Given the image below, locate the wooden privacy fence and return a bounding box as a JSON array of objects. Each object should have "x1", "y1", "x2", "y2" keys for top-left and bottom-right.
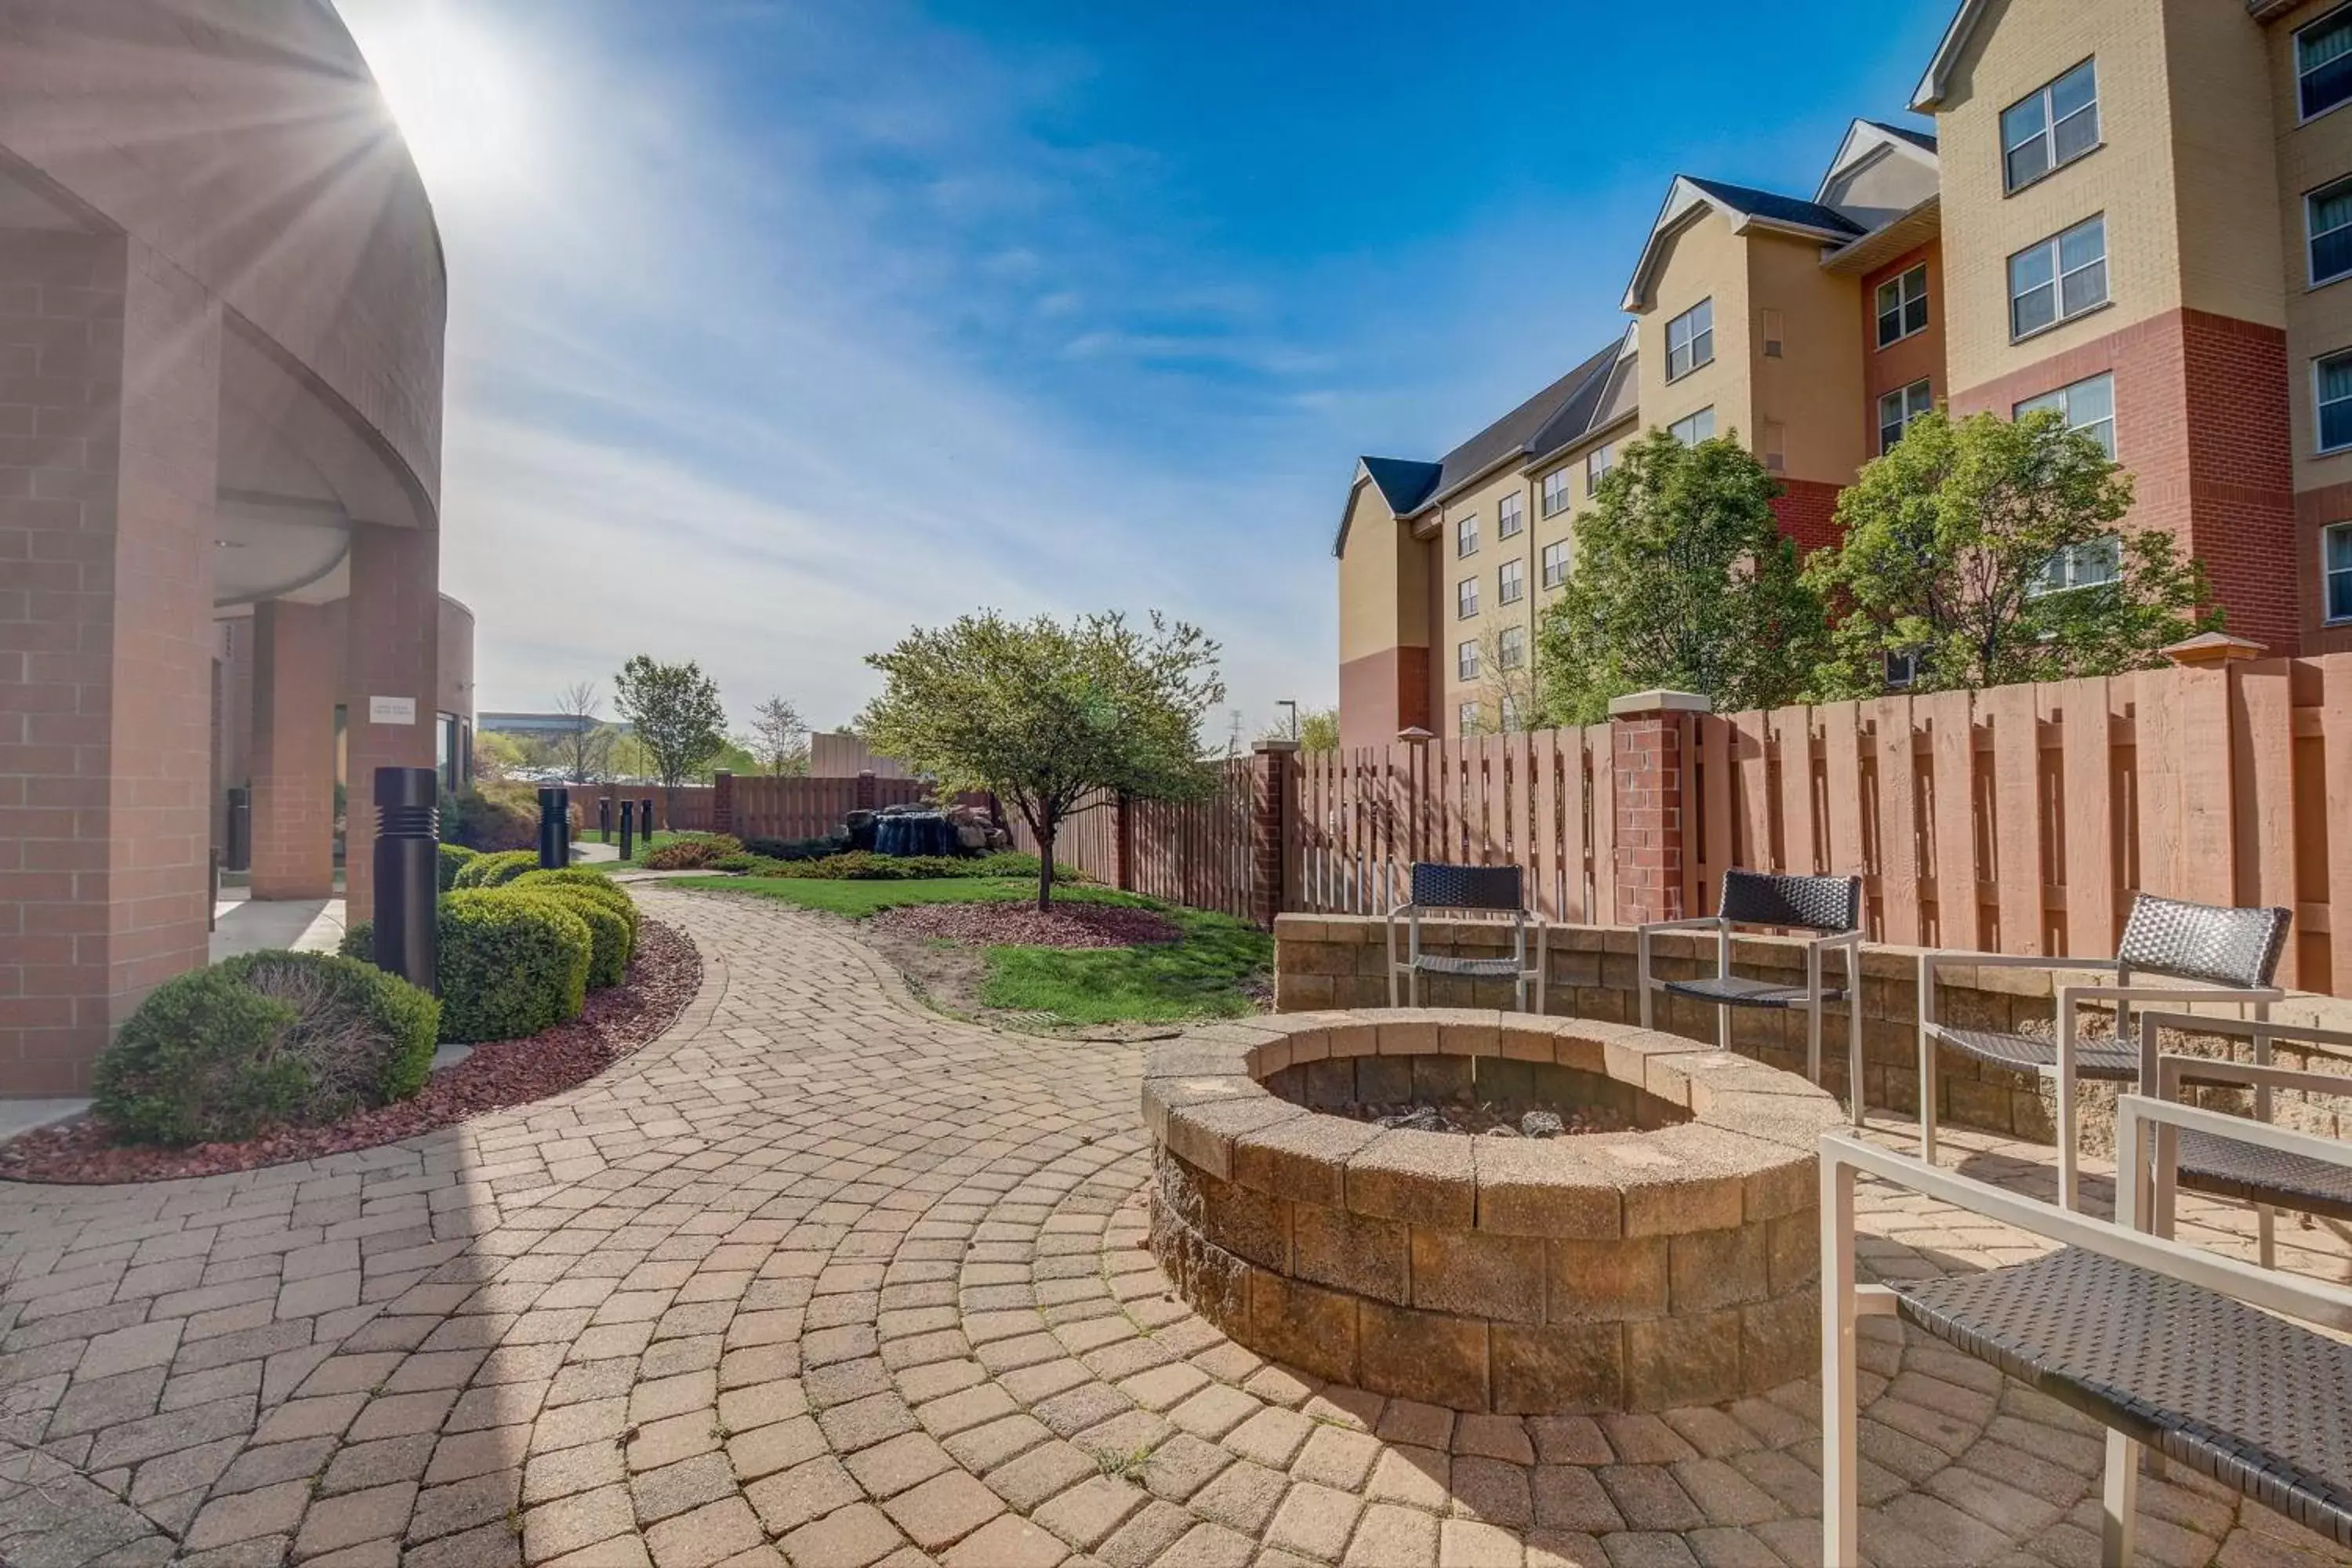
[
  {"x1": 724, "y1": 773, "x2": 928, "y2": 840},
  {"x1": 568, "y1": 782, "x2": 713, "y2": 833},
  {"x1": 1002, "y1": 757, "x2": 1262, "y2": 924}
]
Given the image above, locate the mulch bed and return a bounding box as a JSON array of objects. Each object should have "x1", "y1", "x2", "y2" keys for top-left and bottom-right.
[
  {"x1": 870, "y1": 901, "x2": 1181, "y2": 949},
  {"x1": 0, "y1": 919, "x2": 702, "y2": 1185}
]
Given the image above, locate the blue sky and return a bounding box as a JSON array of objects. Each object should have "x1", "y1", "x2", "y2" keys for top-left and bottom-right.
[{"x1": 336, "y1": 0, "x2": 1958, "y2": 739}]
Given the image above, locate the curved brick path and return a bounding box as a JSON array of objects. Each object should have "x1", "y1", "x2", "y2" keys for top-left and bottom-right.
[{"x1": 0, "y1": 888, "x2": 2346, "y2": 1568}]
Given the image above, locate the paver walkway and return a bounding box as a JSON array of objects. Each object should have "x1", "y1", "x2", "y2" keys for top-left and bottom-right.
[{"x1": 1, "y1": 888, "x2": 2347, "y2": 1568}]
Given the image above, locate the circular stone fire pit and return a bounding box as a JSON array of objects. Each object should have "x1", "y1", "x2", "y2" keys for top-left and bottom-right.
[{"x1": 1142, "y1": 1008, "x2": 1843, "y2": 1413}]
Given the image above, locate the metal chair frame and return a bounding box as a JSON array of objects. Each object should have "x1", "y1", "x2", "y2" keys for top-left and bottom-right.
[{"x1": 1384, "y1": 862, "x2": 1547, "y2": 1014}]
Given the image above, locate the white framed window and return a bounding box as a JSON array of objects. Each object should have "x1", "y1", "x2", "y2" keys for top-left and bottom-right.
[
  {"x1": 2016, "y1": 372, "x2": 2115, "y2": 459},
  {"x1": 1878, "y1": 379, "x2": 1933, "y2": 455},
  {"x1": 1457, "y1": 576, "x2": 1479, "y2": 619},
  {"x1": 1497, "y1": 625, "x2": 1526, "y2": 671},
  {"x1": 1586, "y1": 442, "x2": 1613, "y2": 489},
  {"x1": 2301, "y1": 6, "x2": 2352, "y2": 122},
  {"x1": 1497, "y1": 492, "x2": 1523, "y2": 538},
  {"x1": 1886, "y1": 650, "x2": 1920, "y2": 689},
  {"x1": 2325, "y1": 521, "x2": 2352, "y2": 622},
  {"x1": 1665, "y1": 299, "x2": 1714, "y2": 381},
  {"x1": 2001, "y1": 59, "x2": 2099, "y2": 192},
  {"x1": 1541, "y1": 468, "x2": 1571, "y2": 517},
  {"x1": 1497, "y1": 558, "x2": 1523, "y2": 604},
  {"x1": 1668, "y1": 408, "x2": 1715, "y2": 445},
  {"x1": 1498, "y1": 695, "x2": 1522, "y2": 733},
  {"x1": 2313, "y1": 176, "x2": 2352, "y2": 287},
  {"x1": 1457, "y1": 639, "x2": 1480, "y2": 681},
  {"x1": 2009, "y1": 216, "x2": 2107, "y2": 340},
  {"x1": 1457, "y1": 700, "x2": 1481, "y2": 735},
  {"x1": 2318, "y1": 348, "x2": 2352, "y2": 452},
  {"x1": 1541, "y1": 539, "x2": 1570, "y2": 589},
  {"x1": 2032, "y1": 536, "x2": 2122, "y2": 596},
  {"x1": 1875, "y1": 264, "x2": 1929, "y2": 348},
  {"x1": 1454, "y1": 513, "x2": 1478, "y2": 557}
]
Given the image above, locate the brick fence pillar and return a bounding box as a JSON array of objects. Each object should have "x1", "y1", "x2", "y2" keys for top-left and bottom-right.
[
  {"x1": 712, "y1": 771, "x2": 735, "y2": 840},
  {"x1": 855, "y1": 770, "x2": 878, "y2": 812},
  {"x1": 1250, "y1": 741, "x2": 1298, "y2": 929},
  {"x1": 1606, "y1": 690, "x2": 1709, "y2": 927},
  {"x1": 1113, "y1": 793, "x2": 1134, "y2": 891}
]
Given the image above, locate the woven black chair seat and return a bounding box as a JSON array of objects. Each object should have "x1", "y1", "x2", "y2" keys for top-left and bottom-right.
[
  {"x1": 1894, "y1": 1248, "x2": 2352, "y2": 1546},
  {"x1": 1404, "y1": 953, "x2": 1525, "y2": 978},
  {"x1": 1661, "y1": 974, "x2": 1846, "y2": 1010},
  {"x1": 1927, "y1": 1025, "x2": 2140, "y2": 1081},
  {"x1": 2173, "y1": 1128, "x2": 2352, "y2": 1223}
]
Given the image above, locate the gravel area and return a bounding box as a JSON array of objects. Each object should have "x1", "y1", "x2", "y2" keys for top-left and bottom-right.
[
  {"x1": 870, "y1": 898, "x2": 1181, "y2": 949},
  {"x1": 0, "y1": 918, "x2": 701, "y2": 1184}
]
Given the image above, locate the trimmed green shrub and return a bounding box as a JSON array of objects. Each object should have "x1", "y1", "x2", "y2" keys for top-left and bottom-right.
[
  {"x1": 338, "y1": 920, "x2": 372, "y2": 962},
  {"x1": 437, "y1": 890, "x2": 590, "y2": 1042},
  {"x1": 641, "y1": 833, "x2": 742, "y2": 870},
  {"x1": 452, "y1": 848, "x2": 538, "y2": 889},
  {"x1": 437, "y1": 843, "x2": 479, "y2": 892},
  {"x1": 93, "y1": 953, "x2": 439, "y2": 1146},
  {"x1": 507, "y1": 868, "x2": 638, "y2": 941},
  {"x1": 743, "y1": 833, "x2": 846, "y2": 862},
  {"x1": 514, "y1": 888, "x2": 629, "y2": 989},
  {"x1": 441, "y1": 782, "x2": 539, "y2": 852}
]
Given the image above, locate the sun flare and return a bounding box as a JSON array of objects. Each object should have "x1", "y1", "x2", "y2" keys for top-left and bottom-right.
[{"x1": 350, "y1": 0, "x2": 539, "y2": 201}]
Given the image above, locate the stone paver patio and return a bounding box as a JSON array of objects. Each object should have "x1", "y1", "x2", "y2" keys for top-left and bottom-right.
[{"x1": 1, "y1": 887, "x2": 2347, "y2": 1568}]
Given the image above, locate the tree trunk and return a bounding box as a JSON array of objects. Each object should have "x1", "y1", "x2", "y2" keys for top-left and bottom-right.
[{"x1": 1036, "y1": 818, "x2": 1055, "y2": 912}]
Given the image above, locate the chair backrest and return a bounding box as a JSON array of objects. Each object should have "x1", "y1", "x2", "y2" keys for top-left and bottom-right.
[
  {"x1": 1717, "y1": 869, "x2": 1862, "y2": 934},
  {"x1": 1409, "y1": 862, "x2": 1525, "y2": 914},
  {"x1": 2115, "y1": 893, "x2": 2292, "y2": 989}
]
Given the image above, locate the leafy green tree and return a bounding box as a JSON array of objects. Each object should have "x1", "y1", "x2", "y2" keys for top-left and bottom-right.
[
  {"x1": 1802, "y1": 410, "x2": 2212, "y2": 698},
  {"x1": 1259, "y1": 707, "x2": 1340, "y2": 753},
  {"x1": 859, "y1": 611, "x2": 1225, "y2": 909},
  {"x1": 612, "y1": 655, "x2": 728, "y2": 811},
  {"x1": 1534, "y1": 428, "x2": 1824, "y2": 724}
]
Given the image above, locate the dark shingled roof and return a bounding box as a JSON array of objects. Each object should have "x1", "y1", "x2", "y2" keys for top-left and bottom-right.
[
  {"x1": 1869, "y1": 119, "x2": 1939, "y2": 153},
  {"x1": 1357, "y1": 456, "x2": 1443, "y2": 516},
  {"x1": 1683, "y1": 176, "x2": 1867, "y2": 238}
]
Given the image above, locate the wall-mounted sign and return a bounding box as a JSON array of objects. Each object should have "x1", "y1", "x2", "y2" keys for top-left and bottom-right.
[{"x1": 368, "y1": 695, "x2": 418, "y2": 725}]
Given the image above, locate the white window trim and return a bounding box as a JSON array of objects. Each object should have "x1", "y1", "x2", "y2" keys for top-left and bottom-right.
[
  {"x1": 1875, "y1": 264, "x2": 1929, "y2": 350},
  {"x1": 1541, "y1": 540, "x2": 1570, "y2": 589},
  {"x1": 1455, "y1": 514, "x2": 1479, "y2": 557},
  {"x1": 1541, "y1": 469, "x2": 1571, "y2": 517},
  {"x1": 2324, "y1": 521, "x2": 2352, "y2": 623},
  {"x1": 1878, "y1": 379, "x2": 1933, "y2": 454},
  {"x1": 2299, "y1": 4, "x2": 2352, "y2": 126},
  {"x1": 2316, "y1": 350, "x2": 2352, "y2": 455},
  {"x1": 2310, "y1": 175, "x2": 2352, "y2": 289},
  {"x1": 2015, "y1": 372, "x2": 2116, "y2": 459},
  {"x1": 2029, "y1": 536, "x2": 2123, "y2": 598},
  {"x1": 1497, "y1": 559, "x2": 1524, "y2": 604},
  {"x1": 1497, "y1": 493, "x2": 1524, "y2": 537},
  {"x1": 1586, "y1": 443, "x2": 1613, "y2": 488},
  {"x1": 2001, "y1": 58, "x2": 2100, "y2": 195},
  {"x1": 1497, "y1": 626, "x2": 1526, "y2": 671},
  {"x1": 1665, "y1": 299, "x2": 1715, "y2": 383},
  {"x1": 2008, "y1": 216, "x2": 2108, "y2": 343},
  {"x1": 1457, "y1": 640, "x2": 1481, "y2": 681},
  {"x1": 1668, "y1": 408, "x2": 1715, "y2": 445},
  {"x1": 1457, "y1": 578, "x2": 1480, "y2": 619}
]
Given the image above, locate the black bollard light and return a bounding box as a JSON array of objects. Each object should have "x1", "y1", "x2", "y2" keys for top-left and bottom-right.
[
  {"x1": 223, "y1": 786, "x2": 252, "y2": 872},
  {"x1": 619, "y1": 798, "x2": 635, "y2": 862},
  {"x1": 555, "y1": 786, "x2": 572, "y2": 864},
  {"x1": 537, "y1": 786, "x2": 564, "y2": 869},
  {"x1": 373, "y1": 766, "x2": 438, "y2": 997},
  {"x1": 641, "y1": 797, "x2": 656, "y2": 840},
  {"x1": 598, "y1": 797, "x2": 612, "y2": 844}
]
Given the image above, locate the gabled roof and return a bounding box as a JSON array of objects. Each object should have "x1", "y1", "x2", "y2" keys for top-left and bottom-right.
[
  {"x1": 1621, "y1": 175, "x2": 1864, "y2": 310},
  {"x1": 1526, "y1": 325, "x2": 1639, "y2": 462},
  {"x1": 1813, "y1": 118, "x2": 1940, "y2": 204},
  {"x1": 1912, "y1": 0, "x2": 1992, "y2": 111},
  {"x1": 1871, "y1": 120, "x2": 1938, "y2": 153},
  {"x1": 1359, "y1": 456, "x2": 1442, "y2": 515}
]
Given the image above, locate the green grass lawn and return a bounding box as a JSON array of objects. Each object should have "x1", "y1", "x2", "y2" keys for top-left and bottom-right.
[
  {"x1": 579, "y1": 829, "x2": 686, "y2": 868},
  {"x1": 668, "y1": 874, "x2": 1271, "y2": 1024}
]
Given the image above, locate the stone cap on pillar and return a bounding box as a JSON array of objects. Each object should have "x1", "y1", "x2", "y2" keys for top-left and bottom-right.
[
  {"x1": 1396, "y1": 726, "x2": 1435, "y2": 745},
  {"x1": 2159, "y1": 631, "x2": 2267, "y2": 668},
  {"x1": 1606, "y1": 689, "x2": 1712, "y2": 718}
]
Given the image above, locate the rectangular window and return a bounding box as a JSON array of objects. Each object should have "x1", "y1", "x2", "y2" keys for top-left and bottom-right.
[
  {"x1": 1762, "y1": 308, "x2": 1784, "y2": 358},
  {"x1": 1878, "y1": 379, "x2": 1933, "y2": 455},
  {"x1": 1885, "y1": 651, "x2": 1919, "y2": 690},
  {"x1": 1762, "y1": 420, "x2": 1786, "y2": 473},
  {"x1": 1457, "y1": 576, "x2": 1479, "y2": 619},
  {"x1": 1668, "y1": 408, "x2": 1715, "y2": 445},
  {"x1": 2301, "y1": 7, "x2": 2352, "y2": 121},
  {"x1": 2009, "y1": 216, "x2": 2107, "y2": 339},
  {"x1": 1457, "y1": 639, "x2": 1480, "y2": 681},
  {"x1": 1497, "y1": 558, "x2": 1523, "y2": 604},
  {"x1": 1498, "y1": 695, "x2": 1522, "y2": 733},
  {"x1": 1457, "y1": 701, "x2": 1481, "y2": 735},
  {"x1": 2032, "y1": 536, "x2": 2122, "y2": 596},
  {"x1": 1665, "y1": 298, "x2": 1714, "y2": 381},
  {"x1": 1497, "y1": 626, "x2": 1526, "y2": 671},
  {"x1": 1455, "y1": 513, "x2": 1478, "y2": 557},
  {"x1": 1541, "y1": 468, "x2": 1571, "y2": 517},
  {"x1": 1586, "y1": 443, "x2": 1613, "y2": 489},
  {"x1": 2001, "y1": 59, "x2": 2099, "y2": 192},
  {"x1": 2313, "y1": 176, "x2": 2352, "y2": 286},
  {"x1": 2319, "y1": 349, "x2": 2352, "y2": 452},
  {"x1": 1875, "y1": 264, "x2": 1929, "y2": 348},
  {"x1": 1497, "y1": 492, "x2": 1523, "y2": 538},
  {"x1": 1541, "y1": 539, "x2": 1570, "y2": 588},
  {"x1": 2015, "y1": 372, "x2": 2115, "y2": 459},
  {"x1": 2326, "y1": 521, "x2": 2352, "y2": 622}
]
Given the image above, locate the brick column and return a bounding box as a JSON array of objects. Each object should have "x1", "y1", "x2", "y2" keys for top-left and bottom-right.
[
  {"x1": 343, "y1": 521, "x2": 439, "y2": 926},
  {"x1": 1250, "y1": 741, "x2": 1298, "y2": 930},
  {"x1": 247, "y1": 599, "x2": 336, "y2": 898},
  {"x1": 712, "y1": 771, "x2": 736, "y2": 839},
  {"x1": 1607, "y1": 690, "x2": 1709, "y2": 927},
  {"x1": 855, "y1": 770, "x2": 877, "y2": 812}
]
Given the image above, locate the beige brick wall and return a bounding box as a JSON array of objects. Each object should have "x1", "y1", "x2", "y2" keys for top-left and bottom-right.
[
  {"x1": 1746, "y1": 230, "x2": 1869, "y2": 487},
  {"x1": 1634, "y1": 206, "x2": 1754, "y2": 447}
]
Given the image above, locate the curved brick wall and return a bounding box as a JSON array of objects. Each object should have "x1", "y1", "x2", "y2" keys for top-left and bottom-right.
[{"x1": 1142, "y1": 1011, "x2": 1843, "y2": 1414}]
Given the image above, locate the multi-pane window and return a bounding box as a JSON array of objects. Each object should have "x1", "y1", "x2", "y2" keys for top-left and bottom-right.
[
  {"x1": 1541, "y1": 539, "x2": 1570, "y2": 589},
  {"x1": 2001, "y1": 60, "x2": 2099, "y2": 192},
  {"x1": 1668, "y1": 408, "x2": 1715, "y2": 445},
  {"x1": 2318, "y1": 349, "x2": 2352, "y2": 452},
  {"x1": 1457, "y1": 640, "x2": 1480, "y2": 681},
  {"x1": 1457, "y1": 701, "x2": 1481, "y2": 735},
  {"x1": 2300, "y1": 7, "x2": 2352, "y2": 121},
  {"x1": 1875, "y1": 265, "x2": 1929, "y2": 348},
  {"x1": 1541, "y1": 468, "x2": 1571, "y2": 517},
  {"x1": 2009, "y1": 216, "x2": 2107, "y2": 339},
  {"x1": 1497, "y1": 492, "x2": 1523, "y2": 538},
  {"x1": 1457, "y1": 576, "x2": 1479, "y2": 619},
  {"x1": 1586, "y1": 442, "x2": 1614, "y2": 489},
  {"x1": 1497, "y1": 558, "x2": 1523, "y2": 604},
  {"x1": 2016, "y1": 372, "x2": 2116, "y2": 459},
  {"x1": 1455, "y1": 513, "x2": 1478, "y2": 557},
  {"x1": 1665, "y1": 299, "x2": 1714, "y2": 381},
  {"x1": 2326, "y1": 522, "x2": 2352, "y2": 622},
  {"x1": 1878, "y1": 379, "x2": 1933, "y2": 455},
  {"x1": 1497, "y1": 626, "x2": 1526, "y2": 671},
  {"x1": 2313, "y1": 176, "x2": 2352, "y2": 286},
  {"x1": 2032, "y1": 537, "x2": 2122, "y2": 596},
  {"x1": 1498, "y1": 695, "x2": 1522, "y2": 733}
]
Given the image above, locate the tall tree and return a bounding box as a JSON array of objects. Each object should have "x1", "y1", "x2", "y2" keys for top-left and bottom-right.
[
  {"x1": 744, "y1": 695, "x2": 809, "y2": 776},
  {"x1": 1802, "y1": 409, "x2": 2212, "y2": 697},
  {"x1": 612, "y1": 655, "x2": 728, "y2": 813},
  {"x1": 859, "y1": 611, "x2": 1224, "y2": 909},
  {"x1": 1260, "y1": 707, "x2": 1340, "y2": 753},
  {"x1": 1533, "y1": 428, "x2": 1824, "y2": 724},
  {"x1": 552, "y1": 681, "x2": 614, "y2": 784}
]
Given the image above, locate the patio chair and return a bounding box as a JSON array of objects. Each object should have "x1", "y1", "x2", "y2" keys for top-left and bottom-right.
[
  {"x1": 1635, "y1": 869, "x2": 1864, "y2": 1120},
  {"x1": 1821, "y1": 1123, "x2": 2352, "y2": 1568},
  {"x1": 1385, "y1": 862, "x2": 1545, "y2": 1014},
  {"x1": 1917, "y1": 891, "x2": 2289, "y2": 1210},
  {"x1": 2131, "y1": 1008, "x2": 2352, "y2": 1269}
]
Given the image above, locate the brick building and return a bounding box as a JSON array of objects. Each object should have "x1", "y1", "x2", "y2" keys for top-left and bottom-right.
[
  {"x1": 0, "y1": 1, "x2": 455, "y2": 1094},
  {"x1": 1338, "y1": 0, "x2": 2352, "y2": 750}
]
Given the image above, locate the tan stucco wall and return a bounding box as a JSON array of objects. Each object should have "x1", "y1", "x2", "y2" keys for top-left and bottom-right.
[
  {"x1": 2270, "y1": 0, "x2": 2352, "y2": 494},
  {"x1": 1747, "y1": 231, "x2": 1870, "y2": 485},
  {"x1": 1337, "y1": 481, "x2": 1415, "y2": 666},
  {"x1": 1636, "y1": 207, "x2": 1753, "y2": 448},
  {"x1": 1824, "y1": 147, "x2": 1940, "y2": 228},
  {"x1": 2165, "y1": 0, "x2": 2287, "y2": 332}
]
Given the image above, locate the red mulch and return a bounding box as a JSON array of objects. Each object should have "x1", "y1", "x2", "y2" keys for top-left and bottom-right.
[
  {"x1": 872, "y1": 901, "x2": 1180, "y2": 949},
  {"x1": 0, "y1": 920, "x2": 702, "y2": 1185}
]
